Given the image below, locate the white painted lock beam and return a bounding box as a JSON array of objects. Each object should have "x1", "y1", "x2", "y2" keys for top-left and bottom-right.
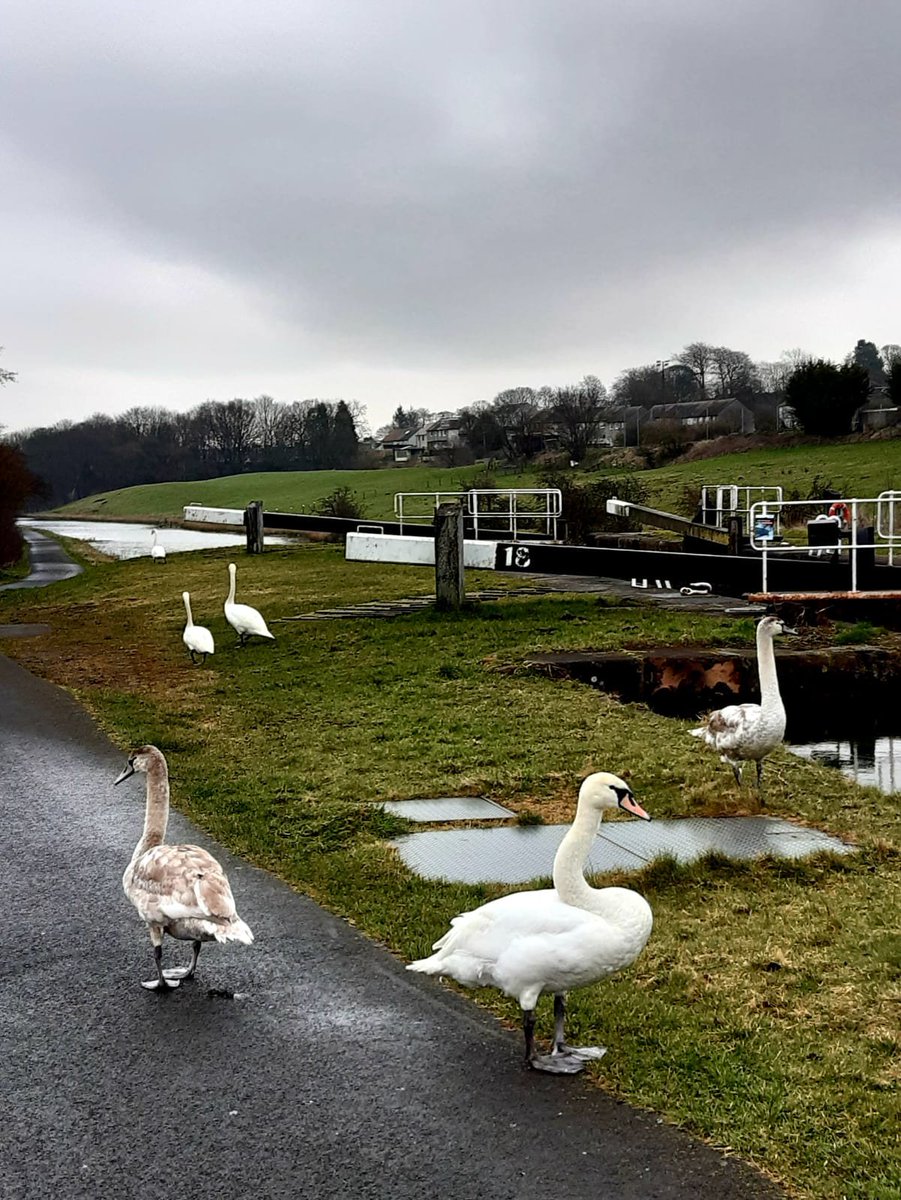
[
  {"x1": 184, "y1": 504, "x2": 245, "y2": 526},
  {"x1": 345, "y1": 531, "x2": 498, "y2": 570}
]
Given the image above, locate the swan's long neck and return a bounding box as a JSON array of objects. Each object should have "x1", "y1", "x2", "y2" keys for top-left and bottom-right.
[
  {"x1": 756, "y1": 627, "x2": 782, "y2": 711},
  {"x1": 552, "y1": 803, "x2": 605, "y2": 911},
  {"x1": 227, "y1": 569, "x2": 236, "y2": 605},
  {"x1": 183, "y1": 594, "x2": 194, "y2": 627},
  {"x1": 133, "y1": 760, "x2": 169, "y2": 860}
]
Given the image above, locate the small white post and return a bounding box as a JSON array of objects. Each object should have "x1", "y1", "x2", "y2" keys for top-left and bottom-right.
[
  {"x1": 850, "y1": 500, "x2": 858, "y2": 592},
  {"x1": 762, "y1": 542, "x2": 768, "y2": 593}
]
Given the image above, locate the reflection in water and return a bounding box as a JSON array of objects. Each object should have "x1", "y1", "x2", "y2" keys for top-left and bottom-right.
[
  {"x1": 20, "y1": 519, "x2": 293, "y2": 560},
  {"x1": 788, "y1": 735, "x2": 901, "y2": 795}
]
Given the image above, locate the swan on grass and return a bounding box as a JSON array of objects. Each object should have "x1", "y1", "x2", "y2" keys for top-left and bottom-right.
[
  {"x1": 224, "y1": 562, "x2": 274, "y2": 646},
  {"x1": 115, "y1": 745, "x2": 253, "y2": 990},
  {"x1": 150, "y1": 529, "x2": 166, "y2": 563},
  {"x1": 181, "y1": 591, "x2": 214, "y2": 664},
  {"x1": 408, "y1": 772, "x2": 653, "y2": 1074},
  {"x1": 690, "y1": 614, "x2": 797, "y2": 795}
]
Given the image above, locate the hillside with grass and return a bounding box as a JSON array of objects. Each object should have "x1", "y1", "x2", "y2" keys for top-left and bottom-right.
[
  {"x1": 55, "y1": 437, "x2": 901, "y2": 524},
  {"x1": 56, "y1": 464, "x2": 542, "y2": 521}
]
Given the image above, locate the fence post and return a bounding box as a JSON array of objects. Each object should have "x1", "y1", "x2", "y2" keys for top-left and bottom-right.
[
  {"x1": 727, "y1": 515, "x2": 742, "y2": 556},
  {"x1": 245, "y1": 500, "x2": 265, "y2": 554},
  {"x1": 434, "y1": 501, "x2": 465, "y2": 610}
]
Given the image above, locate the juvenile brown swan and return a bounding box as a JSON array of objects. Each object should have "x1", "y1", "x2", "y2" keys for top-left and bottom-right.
[
  {"x1": 115, "y1": 745, "x2": 253, "y2": 990},
  {"x1": 690, "y1": 614, "x2": 797, "y2": 795}
]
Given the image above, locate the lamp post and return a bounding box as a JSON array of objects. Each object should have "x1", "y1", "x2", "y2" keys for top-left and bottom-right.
[{"x1": 655, "y1": 359, "x2": 671, "y2": 401}]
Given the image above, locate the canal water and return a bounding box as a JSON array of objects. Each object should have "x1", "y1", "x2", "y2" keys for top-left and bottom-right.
[
  {"x1": 20, "y1": 519, "x2": 294, "y2": 560},
  {"x1": 787, "y1": 735, "x2": 901, "y2": 795}
]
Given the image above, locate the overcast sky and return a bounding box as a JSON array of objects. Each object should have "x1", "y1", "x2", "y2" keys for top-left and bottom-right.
[{"x1": 2, "y1": 0, "x2": 899, "y2": 435}]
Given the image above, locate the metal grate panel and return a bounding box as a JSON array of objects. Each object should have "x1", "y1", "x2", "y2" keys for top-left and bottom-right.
[
  {"x1": 392, "y1": 825, "x2": 646, "y2": 884},
  {"x1": 380, "y1": 796, "x2": 515, "y2": 823},
  {"x1": 393, "y1": 816, "x2": 853, "y2": 884}
]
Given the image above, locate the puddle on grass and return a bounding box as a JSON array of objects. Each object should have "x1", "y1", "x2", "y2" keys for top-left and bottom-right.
[{"x1": 787, "y1": 735, "x2": 901, "y2": 795}]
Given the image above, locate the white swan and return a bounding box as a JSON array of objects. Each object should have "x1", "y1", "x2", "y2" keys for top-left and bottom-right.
[
  {"x1": 224, "y1": 562, "x2": 274, "y2": 646},
  {"x1": 150, "y1": 529, "x2": 166, "y2": 563},
  {"x1": 408, "y1": 772, "x2": 653, "y2": 1074},
  {"x1": 181, "y1": 591, "x2": 214, "y2": 664},
  {"x1": 115, "y1": 745, "x2": 254, "y2": 990},
  {"x1": 690, "y1": 614, "x2": 797, "y2": 794}
]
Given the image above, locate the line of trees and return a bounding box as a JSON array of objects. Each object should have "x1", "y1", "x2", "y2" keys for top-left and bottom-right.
[{"x1": 11, "y1": 396, "x2": 364, "y2": 508}]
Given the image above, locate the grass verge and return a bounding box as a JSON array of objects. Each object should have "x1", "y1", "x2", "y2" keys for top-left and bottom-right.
[{"x1": 1, "y1": 543, "x2": 899, "y2": 1200}]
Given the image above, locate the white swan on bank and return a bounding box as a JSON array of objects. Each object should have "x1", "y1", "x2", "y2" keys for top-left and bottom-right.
[
  {"x1": 181, "y1": 591, "x2": 214, "y2": 664},
  {"x1": 224, "y1": 562, "x2": 274, "y2": 646},
  {"x1": 115, "y1": 745, "x2": 253, "y2": 990},
  {"x1": 690, "y1": 614, "x2": 797, "y2": 794},
  {"x1": 408, "y1": 771, "x2": 653, "y2": 1074},
  {"x1": 150, "y1": 529, "x2": 166, "y2": 563}
]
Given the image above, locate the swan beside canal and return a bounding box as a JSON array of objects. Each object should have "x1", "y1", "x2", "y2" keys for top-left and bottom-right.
[
  {"x1": 181, "y1": 591, "x2": 214, "y2": 664},
  {"x1": 690, "y1": 614, "x2": 797, "y2": 795},
  {"x1": 408, "y1": 771, "x2": 653, "y2": 1074},
  {"x1": 224, "y1": 562, "x2": 274, "y2": 645}
]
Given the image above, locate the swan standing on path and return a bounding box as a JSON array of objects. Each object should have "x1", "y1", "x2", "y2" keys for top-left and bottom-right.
[
  {"x1": 115, "y1": 745, "x2": 253, "y2": 990},
  {"x1": 408, "y1": 772, "x2": 653, "y2": 1074},
  {"x1": 181, "y1": 591, "x2": 214, "y2": 664},
  {"x1": 224, "y1": 562, "x2": 274, "y2": 646},
  {"x1": 690, "y1": 614, "x2": 798, "y2": 795},
  {"x1": 150, "y1": 529, "x2": 166, "y2": 564}
]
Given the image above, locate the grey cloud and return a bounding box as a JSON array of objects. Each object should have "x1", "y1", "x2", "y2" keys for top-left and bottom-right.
[{"x1": 2, "y1": 0, "x2": 900, "y2": 427}]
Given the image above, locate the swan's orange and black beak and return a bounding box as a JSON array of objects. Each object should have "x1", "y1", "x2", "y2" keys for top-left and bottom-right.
[
  {"x1": 114, "y1": 760, "x2": 135, "y2": 786},
  {"x1": 615, "y1": 787, "x2": 652, "y2": 821}
]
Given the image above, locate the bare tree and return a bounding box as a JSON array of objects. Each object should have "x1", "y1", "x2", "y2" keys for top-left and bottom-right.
[
  {"x1": 0, "y1": 348, "x2": 16, "y2": 388},
  {"x1": 550, "y1": 375, "x2": 609, "y2": 461},
  {"x1": 673, "y1": 342, "x2": 716, "y2": 396},
  {"x1": 710, "y1": 347, "x2": 759, "y2": 397},
  {"x1": 880, "y1": 344, "x2": 901, "y2": 372},
  {"x1": 490, "y1": 387, "x2": 542, "y2": 460}
]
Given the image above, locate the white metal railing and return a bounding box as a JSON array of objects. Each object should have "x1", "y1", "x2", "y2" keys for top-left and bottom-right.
[
  {"x1": 394, "y1": 489, "x2": 562, "y2": 541},
  {"x1": 749, "y1": 495, "x2": 901, "y2": 592},
  {"x1": 700, "y1": 484, "x2": 783, "y2": 533},
  {"x1": 876, "y1": 491, "x2": 901, "y2": 566}
]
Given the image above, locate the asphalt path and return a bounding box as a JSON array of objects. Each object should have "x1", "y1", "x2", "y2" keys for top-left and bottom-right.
[
  {"x1": 0, "y1": 657, "x2": 784, "y2": 1200},
  {"x1": 0, "y1": 528, "x2": 83, "y2": 592}
]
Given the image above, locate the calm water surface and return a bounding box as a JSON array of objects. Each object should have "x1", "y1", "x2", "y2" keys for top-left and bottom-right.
[
  {"x1": 788, "y1": 736, "x2": 901, "y2": 795},
  {"x1": 21, "y1": 519, "x2": 293, "y2": 560}
]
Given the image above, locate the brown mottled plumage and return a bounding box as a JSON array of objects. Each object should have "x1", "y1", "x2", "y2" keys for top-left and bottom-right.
[{"x1": 115, "y1": 745, "x2": 253, "y2": 991}]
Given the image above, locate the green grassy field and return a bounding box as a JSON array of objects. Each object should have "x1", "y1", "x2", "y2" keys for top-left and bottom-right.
[
  {"x1": 1, "y1": 542, "x2": 898, "y2": 1200},
  {"x1": 57, "y1": 463, "x2": 542, "y2": 521},
  {"x1": 55, "y1": 437, "x2": 901, "y2": 527},
  {"x1": 642, "y1": 439, "x2": 901, "y2": 515}
]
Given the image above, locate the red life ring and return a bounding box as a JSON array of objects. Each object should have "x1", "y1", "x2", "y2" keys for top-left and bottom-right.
[{"x1": 827, "y1": 502, "x2": 851, "y2": 525}]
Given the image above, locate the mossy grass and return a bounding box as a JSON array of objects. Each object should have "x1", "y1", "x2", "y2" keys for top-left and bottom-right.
[{"x1": 1, "y1": 543, "x2": 899, "y2": 1199}]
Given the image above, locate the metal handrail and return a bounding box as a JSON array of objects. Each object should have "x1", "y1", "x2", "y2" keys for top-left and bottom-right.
[
  {"x1": 748, "y1": 496, "x2": 901, "y2": 591},
  {"x1": 393, "y1": 489, "x2": 562, "y2": 541}
]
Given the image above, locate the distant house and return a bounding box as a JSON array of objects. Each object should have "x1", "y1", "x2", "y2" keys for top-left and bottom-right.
[
  {"x1": 598, "y1": 405, "x2": 648, "y2": 446},
  {"x1": 856, "y1": 390, "x2": 900, "y2": 432},
  {"x1": 424, "y1": 413, "x2": 463, "y2": 456},
  {"x1": 648, "y1": 398, "x2": 755, "y2": 434},
  {"x1": 374, "y1": 425, "x2": 421, "y2": 463}
]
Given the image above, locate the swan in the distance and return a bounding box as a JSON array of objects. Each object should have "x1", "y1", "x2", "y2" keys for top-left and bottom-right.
[
  {"x1": 115, "y1": 745, "x2": 253, "y2": 990},
  {"x1": 150, "y1": 529, "x2": 166, "y2": 564},
  {"x1": 181, "y1": 591, "x2": 214, "y2": 664},
  {"x1": 408, "y1": 771, "x2": 653, "y2": 1074},
  {"x1": 690, "y1": 614, "x2": 797, "y2": 795},
  {"x1": 224, "y1": 562, "x2": 274, "y2": 646}
]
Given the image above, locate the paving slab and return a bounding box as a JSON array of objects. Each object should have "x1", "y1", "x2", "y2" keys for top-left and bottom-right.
[
  {"x1": 394, "y1": 815, "x2": 853, "y2": 884},
  {"x1": 380, "y1": 796, "x2": 515, "y2": 822}
]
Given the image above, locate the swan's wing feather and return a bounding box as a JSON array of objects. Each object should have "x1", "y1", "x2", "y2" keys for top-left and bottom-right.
[{"x1": 130, "y1": 845, "x2": 237, "y2": 923}]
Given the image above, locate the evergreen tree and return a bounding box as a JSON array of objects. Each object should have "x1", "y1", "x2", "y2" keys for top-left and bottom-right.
[{"x1": 785, "y1": 360, "x2": 870, "y2": 436}]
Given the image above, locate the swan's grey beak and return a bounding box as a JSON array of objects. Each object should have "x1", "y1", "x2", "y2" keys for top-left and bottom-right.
[
  {"x1": 114, "y1": 762, "x2": 135, "y2": 786},
  {"x1": 782, "y1": 624, "x2": 799, "y2": 635},
  {"x1": 618, "y1": 791, "x2": 651, "y2": 821}
]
